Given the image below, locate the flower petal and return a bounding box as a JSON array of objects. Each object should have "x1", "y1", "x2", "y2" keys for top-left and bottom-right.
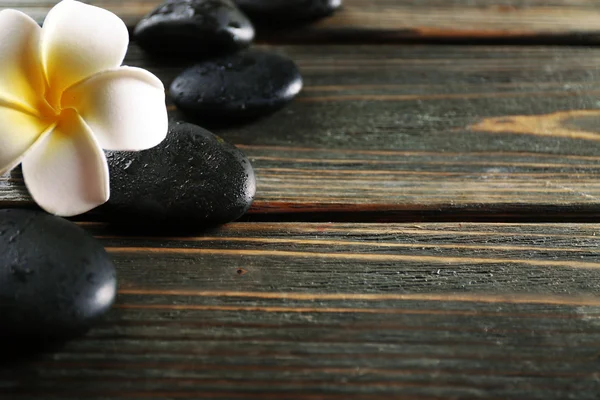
[
  {"x1": 41, "y1": 0, "x2": 129, "y2": 104},
  {"x1": 22, "y1": 109, "x2": 109, "y2": 217},
  {"x1": 0, "y1": 104, "x2": 54, "y2": 175},
  {"x1": 62, "y1": 67, "x2": 168, "y2": 151},
  {"x1": 0, "y1": 10, "x2": 47, "y2": 113}
]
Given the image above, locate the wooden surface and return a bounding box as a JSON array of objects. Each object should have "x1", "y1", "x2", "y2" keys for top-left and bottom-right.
[
  {"x1": 4, "y1": 222, "x2": 600, "y2": 399},
  {"x1": 3, "y1": 1, "x2": 600, "y2": 399},
  {"x1": 5, "y1": 0, "x2": 600, "y2": 43},
  {"x1": 6, "y1": 44, "x2": 600, "y2": 220}
]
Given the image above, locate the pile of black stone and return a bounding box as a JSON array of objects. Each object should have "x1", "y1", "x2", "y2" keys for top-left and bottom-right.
[
  {"x1": 135, "y1": 0, "x2": 342, "y2": 121},
  {"x1": 0, "y1": 0, "x2": 341, "y2": 349},
  {"x1": 100, "y1": 0, "x2": 344, "y2": 230}
]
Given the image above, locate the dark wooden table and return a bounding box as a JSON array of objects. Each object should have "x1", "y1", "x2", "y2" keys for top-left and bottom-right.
[{"x1": 2, "y1": 1, "x2": 600, "y2": 399}]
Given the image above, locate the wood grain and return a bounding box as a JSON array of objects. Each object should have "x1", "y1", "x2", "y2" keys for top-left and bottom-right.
[
  {"x1": 5, "y1": 0, "x2": 600, "y2": 43},
  {"x1": 3, "y1": 222, "x2": 600, "y2": 399},
  {"x1": 4, "y1": 2, "x2": 600, "y2": 399},
  {"x1": 4, "y1": 44, "x2": 600, "y2": 221}
]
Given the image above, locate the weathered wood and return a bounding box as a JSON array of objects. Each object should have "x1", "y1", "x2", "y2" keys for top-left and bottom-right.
[
  {"x1": 4, "y1": 2, "x2": 600, "y2": 399},
  {"x1": 96, "y1": 222, "x2": 600, "y2": 295},
  {"x1": 5, "y1": 0, "x2": 600, "y2": 44},
  {"x1": 2, "y1": 222, "x2": 600, "y2": 399},
  {"x1": 4, "y1": 44, "x2": 600, "y2": 221}
]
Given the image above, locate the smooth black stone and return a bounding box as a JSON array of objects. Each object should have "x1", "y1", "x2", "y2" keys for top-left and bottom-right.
[
  {"x1": 170, "y1": 50, "x2": 303, "y2": 120},
  {"x1": 134, "y1": 0, "x2": 254, "y2": 58},
  {"x1": 103, "y1": 122, "x2": 256, "y2": 229},
  {"x1": 0, "y1": 209, "x2": 116, "y2": 339},
  {"x1": 234, "y1": 0, "x2": 341, "y2": 24}
]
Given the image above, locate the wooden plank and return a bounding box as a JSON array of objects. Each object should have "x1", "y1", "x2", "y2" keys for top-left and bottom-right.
[
  {"x1": 4, "y1": 0, "x2": 600, "y2": 43},
  {"x1": 2, "y1": 222, "x2": 600, "y2": 399},
  {"x1": 3, "y1": 44, "x2": 600, "y2": 221}
]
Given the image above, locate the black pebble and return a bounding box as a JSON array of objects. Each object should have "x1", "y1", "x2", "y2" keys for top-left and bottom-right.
[
  {"x1": 134, "y1": 0, "x2": 254, "y2": 58},
  {"x1": 0, "y1": 209, "x2": 116, "y2": 340},
  {"x1": 170, "y1": 50, "x2": 303, "y2": 121},
  {"x1": 103, "y1": 122, "x2": 256, "y2": 229},
  {"x1": 234, "y1": 0, "x2": 342, "y2": 24}
]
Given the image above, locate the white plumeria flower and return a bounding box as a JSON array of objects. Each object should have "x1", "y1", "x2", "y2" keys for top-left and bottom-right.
[{"x1": 0, "y1": 0, "x2": 168, "y2": 217}]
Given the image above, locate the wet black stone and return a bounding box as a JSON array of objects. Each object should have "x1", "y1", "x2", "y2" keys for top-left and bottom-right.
[
  {"x1": 103, "y1": 122, "x2": 256, "y2": 229},
  {"x1": 134, "y1": 0, "x2": 254, "y2": 58},
  {"x1": 170, "y1": 50, "x2": 303, "y2": 121},
  {"x1": 0, "y1": 209, "x2": 116, "y2": 339},
  {"x1": 234, "y1": 0, "x2": 341, "y2": 24}
]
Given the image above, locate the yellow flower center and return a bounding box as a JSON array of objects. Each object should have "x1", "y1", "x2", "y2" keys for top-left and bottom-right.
[
  {"x1": 34, "y1": 84, "x2": 78, "y2": 131},
  {"x1": 39, "y1": 85, "x2": 63, "y2": 118}
]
